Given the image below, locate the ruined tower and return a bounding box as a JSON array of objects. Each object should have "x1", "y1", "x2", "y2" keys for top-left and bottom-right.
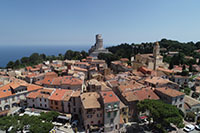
[{"x1": 153, "y1": 42, "x2": 160, "y2": 70}]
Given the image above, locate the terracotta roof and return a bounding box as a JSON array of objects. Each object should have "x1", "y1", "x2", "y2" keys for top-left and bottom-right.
[
  {"x1": 0, "y1": 82, "x2": 42, "y2": 99},
  {"x1": 49, "y1": 89, "x2": 70, "y2": 101},
  {"x1": 45, "y1": 72, "x2": 58, "y2": 78},
  {"x1": 39, "y1": 76, "x2": 83, "y2": 86},
  {"x1": 63, "y1": 90, "x2": 73, "y2": 101},
  {"x1": 123, "y1": 87, "x2": 159, "y2": 102},
  {"x1": 157, "y1": 67, "x2": 174, "y2": 73},
  {"x1": 120, "y1": 58, "x2": 129, "y2": 62},
  {"x1": 119, "y1": 81, "x2": 144, "y2": 92},
  {"x1": 75, "y1": 62, "x2": 90, "y2": 66},
  {"x1": 155, "y1": 87, "x2": 184, "y2": 97},
  {"x1": 184, "y1": 95, "x2": 200, "y2": 107},
  {"x1": 62, "y1": 76, "x2": 83, "y2": 86},
  {"x1": 101, "y1": 91, "x2": 120, "y2": 103},
  {"x1": 71, "y1": 91, "x2": 81, "y2": 97},
  {"x1": 80, "y1": 92, "x2": 100, "y2": 109},
  {"x1": 145, "y1": 77, "x2": 174, "y2": 85},
  {"x1": 74, "y1": 66, "x2": 88, "y2": 72}
]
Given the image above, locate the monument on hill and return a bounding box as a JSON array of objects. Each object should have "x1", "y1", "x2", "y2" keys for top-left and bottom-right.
[{"x1": 88, "y1": 34, "x2": 111, "y2": 58}]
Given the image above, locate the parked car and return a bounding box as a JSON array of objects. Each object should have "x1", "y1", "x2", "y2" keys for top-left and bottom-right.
[
  {"x1": 195, "y1": 124, "x2": 200, "y2": 130},
  {"x1": 183, "y1": 124, "x2": 195, "y2": 132},
  {"x1": 71, "y1": 120, "x2": 78, "y2": 127}
]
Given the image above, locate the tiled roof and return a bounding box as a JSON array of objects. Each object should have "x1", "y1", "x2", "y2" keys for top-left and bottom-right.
[
  {"x1": 184, "y1": 95, "x2": 200, "y2": 107},
  {"x1": 0, "y1": 82, "x2": 42, "y2": 99},
  {"x1": 49, "y1": 89, "x2": 70, "y2": 101},
  {"x1": 80, "y1": 92, "x2": 100, "y2": 109},
  {"x1": 145, "y1": 77, "x2": 174, "y2": 85},
  {"x1": 101, "y1": 91, "x2": 120, "y2": 103},
  {"x1": 155, "y1": 87, "x2": 184, "y2": 97},
  {"x1": 123, "y1": 87, "x2": 159, "y2": 102}
]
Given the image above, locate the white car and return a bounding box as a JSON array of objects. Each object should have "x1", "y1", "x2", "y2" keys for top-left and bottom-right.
[
  {"x1": 195, "y1": 124, "x2": 200, "y2": 130},
  {"x1": 183, "y1": 124, "x2": 195, "y2": 132}
]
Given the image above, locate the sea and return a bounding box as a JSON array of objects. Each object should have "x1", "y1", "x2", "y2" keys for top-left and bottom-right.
[{"x1": 0, "y1": 44, "x2": 92, "y2": 68}]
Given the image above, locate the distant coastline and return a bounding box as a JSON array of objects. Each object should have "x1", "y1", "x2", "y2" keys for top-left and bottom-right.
[{"x1": 0, "y1": 44, "x2": 92, "y2": 67}]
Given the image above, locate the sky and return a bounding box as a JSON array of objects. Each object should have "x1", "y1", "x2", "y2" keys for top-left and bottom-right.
[{"x1": 0, "y1": 0, "x2": 200, "y2": 46}]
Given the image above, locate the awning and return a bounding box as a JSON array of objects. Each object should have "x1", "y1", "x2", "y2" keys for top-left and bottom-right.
[
  {"x1": 140, "y1": 116, "x2": 147, "y2": 120},
  {"x1": 57, "y1": 115, "x2": 70, "y2": 120}
]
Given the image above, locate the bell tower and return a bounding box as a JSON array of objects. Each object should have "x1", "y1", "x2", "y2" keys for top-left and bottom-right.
[{"x1": 153, "y1": 42, "x2": 160, "y2": 70}]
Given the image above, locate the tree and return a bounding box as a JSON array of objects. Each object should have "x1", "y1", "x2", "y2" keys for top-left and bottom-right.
[
  {"x1": 81, "y1": 50, "x2": 88, "y2": 59},
  {"x1": 39, "y1": 111, "x2": 59, "y2": 122},
  {"x1": 182, "y1": 65, "x2": 186, "y2": 71},
  {"x1": 186, "y1": 112, "x2": 195, "y2": 122},
  {"x1": 137, "y1": 99, "x2": 184, "y2": 132},
  {"x1": 6, "y1": 61, "x2": 14, "y2": 69},
  {"x1": 189, "y1": 64, "x2": 193, "y2": 72},
  {"x1": 98, "y1": 53, "x2": 119, "y2": 66},
  {"x1": 184, "y1": 87, "x2": 191, "y2": 95},
  {"x1": 169, "y1": 61, "x2": 174, "y2": 69},
  {"x1": 64, "y1": 50, "x2": 74, "y2": 60}
]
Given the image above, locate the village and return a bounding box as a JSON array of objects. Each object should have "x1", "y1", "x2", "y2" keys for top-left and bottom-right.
[{"x1": 1, "y1": 35, "x2": 200, "y2": 133}]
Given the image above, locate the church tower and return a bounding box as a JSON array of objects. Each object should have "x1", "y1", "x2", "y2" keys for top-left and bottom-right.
[{"x1": 153, "y1": 42, "x2": 160, "y2": 70}]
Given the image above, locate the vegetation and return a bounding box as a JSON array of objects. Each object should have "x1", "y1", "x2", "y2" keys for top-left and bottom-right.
[
  {"x1": 6, "y1": 50, "x2": 88, "y2": 69},
  {"x1": 184, "y1": 87, "x2": 191, "y2": 95},
  {"x1": 6, "y1": 38, "x2": 200, "y2": 69},
  {"x1": 185, "y1": 112, "x2": 195, "y2": 122},
  {"x1": 137, "y1": 99, "x2": 184, "y2": 132},
  {"x1": 98, "y1": 39, "x2": 200, "y2": 68},
  {"x1": 0, "y1": 111, "x2": 58, "y2": 133}
]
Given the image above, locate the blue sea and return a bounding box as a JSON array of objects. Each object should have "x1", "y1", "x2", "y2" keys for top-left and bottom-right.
[{"x1": 0, "y1": 44, "x2": 92, "y2": 67}]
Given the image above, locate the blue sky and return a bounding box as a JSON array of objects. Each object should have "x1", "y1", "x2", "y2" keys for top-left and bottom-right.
[{"x1": 0, "y1": 0, "x2": 199, "y2": 46}]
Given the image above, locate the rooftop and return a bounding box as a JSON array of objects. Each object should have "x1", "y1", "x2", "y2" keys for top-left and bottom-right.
[
  {"x1": 80, "y1": 92, "x2": 100, "y2": 109},
  {"x1": 101, "y1": 91, "x2": 120, "y2": 103},
  {"x1": 155, "y1": 87, "x2": 184, "y2": 97}
]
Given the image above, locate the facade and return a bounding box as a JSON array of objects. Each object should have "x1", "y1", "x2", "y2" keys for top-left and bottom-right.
[
  {"x1": 132, "y1": 42, "x2": 166, "y2": 70},
  {"x1": 155, "y1": 87, "x2": 185, "y2": 111},
  {"x1": 63, "y1": 91, "x2": 82, "y2": 119},
  {"x1": 145, "y1": 77, "x2": 179, "y2": 90},
  {"x1": 100, "y1": 91, "x2": 120, "y2": 132},
  {"x1": 48, "y1": 89, "x2": 70, "y2": 112},
  {"x1": 26, "y1": 88, "x2": 55, "y2": 109},
  {"x1": 184, "y1": 95, "x2": 200, "y2": 121},
  {"x1": 88, "y1": 34, "x2": 111, "y2": 58},
  {"x1": 0, "y1": 82, "x2": 42, "y2": 112},
  {"x1": 80, "y1": 92, "x2": 103, "y2": 131}
]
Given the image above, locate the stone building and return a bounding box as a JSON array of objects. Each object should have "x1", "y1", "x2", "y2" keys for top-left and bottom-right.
[
  {"x1": 88, "y1": 34, "x2": 111, "y2": 58},
  {"x1": 132, "y1": 42, "x2": 167, "y2": 70}
]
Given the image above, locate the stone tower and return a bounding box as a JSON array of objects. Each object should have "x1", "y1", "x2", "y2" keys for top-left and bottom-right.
[
  {"x1": 95, "y1": 34, "x2": 103, "y2": 49},
  {"x1": 153, "y1": 42, "x2": 160, "y2": 70}
]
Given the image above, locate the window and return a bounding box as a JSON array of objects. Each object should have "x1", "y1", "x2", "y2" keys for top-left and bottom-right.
[
  {"x1": 5, "y1": 99, "x2": 8, "y2": 103},
  {"x1": 12, "y1": 97, "x2": 15, "y2": 101},
  {"x1": 45, "y1": 104, "x2": 47, "y2": 107},
  {"x1": 179, "y1": 104, "x2": 182, "y2": 108},
  {"x1": 73, "y1": 98, "x2": 76, "y2": 106},
  {"x1": 73, "y1": 108, "x2": 76, "y2": 112},
  {"x1": 51, "y1": 101, "x2": 53, "y2": 104},
  {"x1": 91, "y1": 121, "x2": 93, "y2": 124},
  {"x1": 115, "y1": 125, "x2": 118, "y2": 129},
  {"x1": 0, "y1": 100, "x2": 1, "y2": 104},
  {"x1": 55, "y1": 101, "x2": 58, "y2": 105},
  {"x1": 44, "y1": 99, "x2": 46, "y2": 102},
  {"x1": 87, "y1": 115, "x2": 92, "y2": 118},
  {"x1": 56, "y1": 107, "x2": 58, "y2": 109},
  {"x1": 110, "y1": 118, "x2": 114, "y2": 123},
  {"x1": 40, "y1": 104, "x2": 42, "y2": 107},
  {"x1": 107, "y1": 112, "x2": 111, "y2": 117},
  {"x1": 114, "y1": 111, "x2": 117, "y2": 116},
  {"x1": 40, "y1": 98, "x2": 41, "y2": 101},
  {"x1": 97, "y1": 114, "x2": 99, "y2": 117}
]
